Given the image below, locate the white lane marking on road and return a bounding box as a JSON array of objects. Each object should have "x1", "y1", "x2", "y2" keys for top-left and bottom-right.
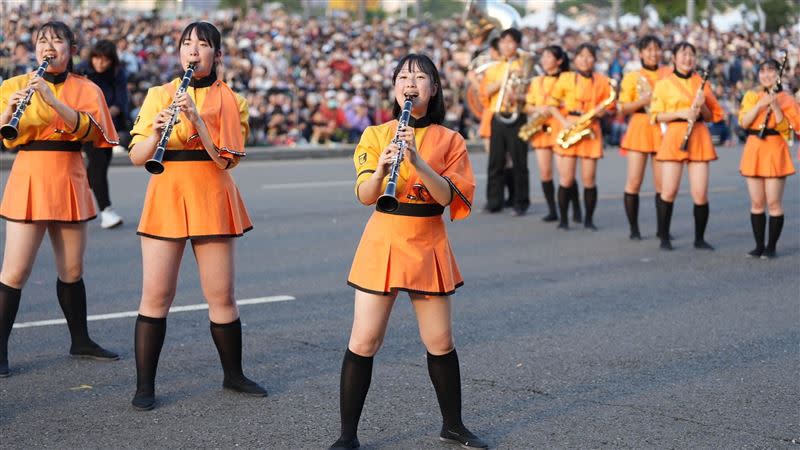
[
  {"x1": 261, "y1": 174, "x2": 488, "y2": 190},
  {"x1": 12, "y1": 295, "x2": 295, "y2": 329}
]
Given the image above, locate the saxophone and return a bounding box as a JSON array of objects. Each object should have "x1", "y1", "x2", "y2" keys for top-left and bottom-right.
[
  {"x1": 517, "y1": 108, "x2": 550, "y2": 141},
  {"x1": 556, "y1": 79, "x2": 617, "y2": 149},
  {"x1": 636, "y1": 74, "x2": 652, "y2": 113}
]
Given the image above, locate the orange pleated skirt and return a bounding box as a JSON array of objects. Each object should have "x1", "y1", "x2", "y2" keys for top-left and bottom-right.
[
  {"x1": 137, "y1": 160, "x2": 252, "y2": 240},
  {"x1": 740, "y1": 135, "x2": 796, "y2": 178},
  {"x1": 554, "y1": 118, "x2": 603, "y2": 159},
  {"x1": 530, "y1": 117, "x2": 562, "y2": 150},
  {"x1": 656, "y1": 121, "x2": 717, "y2": 162},
  {"x1": 348, "y1": 207, "x2": 463, "y2": 297},
  {"x1": 479, "y1": 108, "x2": 493, "y2": 138},
  {"x1": 0, "y1": 149, "x2": 96, "y2": 223},
  {"x1": 621, "y1": 113, "x2": 662, "y2": 153}
]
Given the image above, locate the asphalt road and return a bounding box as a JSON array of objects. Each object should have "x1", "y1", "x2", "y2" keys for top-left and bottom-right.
[{"x1": 0, "y1": 146, "x2": 798, "y2": 449}]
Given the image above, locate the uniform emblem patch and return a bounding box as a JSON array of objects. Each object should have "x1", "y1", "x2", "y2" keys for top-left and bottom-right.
[{"x1": 358, "y1": 153, "x2": 367, "y2": 165}]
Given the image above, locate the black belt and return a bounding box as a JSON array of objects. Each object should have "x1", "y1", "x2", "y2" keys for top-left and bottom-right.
[
  {"x1": 161, "y1": 150, "x2": 213, "y2": 162},
  {"x1": 634, "y1": 108, "x2": 647, "y2": 114},
  {"x1": 568, "y1": 111, "x2": 583, "y2": 116},
  {"x1": 15, "y1": 141, "x2": 82, "y2": 152},
  {"x1": 746, "y1": 128, "x2": 779, "y2": 136},
  {"x1": 377, "y1": 203, "x2": 444, "y2": 217},
  {"x1": 669, "y1": 119, "x2": 703, "y2": 124}
]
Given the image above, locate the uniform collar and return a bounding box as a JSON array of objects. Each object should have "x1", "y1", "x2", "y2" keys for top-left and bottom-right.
[
  {"x1": 190, "y1": 72, "x2": 217, "y2": 88},
  {"x1": 406, "y1": 115, "x2": 431, "y2": 128},
  {"x1": 641, "y1": 62, "x2": 659, "y2": 72},
  {"x1": 673, "y1": 69, "x2": 692, "y2": 79},
  {"x1": 42, "y1": 71, "x2": 68, "y2": 84},
  {"x1": 577, "y1": 70, "x2": 594, "y2": 79}
]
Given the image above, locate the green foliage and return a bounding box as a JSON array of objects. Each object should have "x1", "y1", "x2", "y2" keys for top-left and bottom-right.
[{"x1": 418, "y1": 0, "x2": 465, "y2": 20}]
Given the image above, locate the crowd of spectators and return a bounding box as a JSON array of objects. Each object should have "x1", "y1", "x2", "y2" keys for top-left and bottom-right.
[{"x1": 1, "y1": 2, "x2": 798, "y2": 148}]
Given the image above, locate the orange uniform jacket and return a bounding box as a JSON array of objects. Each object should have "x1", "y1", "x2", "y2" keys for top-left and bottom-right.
[
  {"x1": 738, "y1": 90, "x2": 800, "y2": 177},
  {"x1": 348, "y1": 120, "x2": 474, "y2": 296},
  {"x1": 619, "y1": 66, "x2": 672, "y2": 153},
  {"x1": 551, "y1": 71, "x2": 616, "y2": 159},
  {"x1": 524, "y1": 73, "x2": 563, "y2": 149}
]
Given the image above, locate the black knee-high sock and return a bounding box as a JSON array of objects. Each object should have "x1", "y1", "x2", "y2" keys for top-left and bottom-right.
[
  {"x1": 427, "y1": 349, "x2": 466, "y2": 432},
  {"x1": 134, "y1": 314, "x2": 167, "y2": 395},
  {"x1": 557, "y1": 185, "x2": 570, "y2": 226},
  {"x1": 584, "y1": 187, "x2": 598, "y2": 225},
  {"x1": 657, "y1": 198, "x2": 674, "y2": 242},
  {"x1": 694, "y1": 203, "x2": 710, "y2": 243},
  {"x1": 56, "y1": 278, "x2": 94, "y2": 350},
  {"x1": 210, "y1": 318, "x2": 247, "y2": 381},
  {"x1": 624, "y1": 192, "x2": 640, "y2": 234},
  {"x1": 541, "y1": 180, "x2": 556, "y2": 215},
  {"x1": 750, "y1": 213, "x2": 766, "y2": 252},
  {"x1": 655, "y1": 193, "x2": 664, "y2": 238},
  {"x1": 570, "y1": 183, "x2": 582, "y2": 221},
  {"x1": 767, "y1": 215, "x2": 785, "y2": 252},
  {"x1": 337, "y1": 349, "x2": 374, "y2": 441},
  {"x1": 0, "y1": 283, "x2": 22, "y2": 368}
]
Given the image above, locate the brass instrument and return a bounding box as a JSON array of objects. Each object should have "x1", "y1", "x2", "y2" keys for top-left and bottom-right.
[
  {"x1": 463, "y1": 0, "x2": 522, "y2": 119},
  {"x1": 1, "y1": 56, "x2": 52, "y2": 141},
  {"x1": 757, "y1": 51, "x2": 787, "y2": 140},
  {"x1": 636, "y1": 74, "x2": 652, "y2": 113},
  {"x1": 556, "y1": 79, "x2": 618, "y2": 149},
  {"x1": 518, "y1": 107, "x2": 551, "y2": 141},
  {"x1": 376, "y1": 96, "x2": 415, "y2": 213},
  {"x1": 145, "y1": 62, "x2": 196, "y2": 174},
  {"x1": 679, "y1": 69, "x2": 709, "y2": 152},
  {"x1": 494, "y1": 49, "x2": 535, "y2": 125}
]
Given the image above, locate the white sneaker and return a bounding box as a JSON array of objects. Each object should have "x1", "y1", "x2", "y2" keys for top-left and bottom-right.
[{"x1": 100, "y1": 207, "x2": 123, "y2": 229}]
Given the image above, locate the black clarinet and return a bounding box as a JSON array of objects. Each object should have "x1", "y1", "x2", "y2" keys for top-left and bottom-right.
[
  {"x1": 680, "y1": 69, "x2": 710, "y2": 152},
  {"x1": 757, "y1": 52, "x2": 787, "y2": 140},
  {"x1": 0, "y1": 56, "x2": 52, "y2": 141},
  {"x1": 145, "y1": 63, "x2": 196, "y2": 174},
  {"x1": 376, "y1": 96, "x2": 415, "y2": 213}
]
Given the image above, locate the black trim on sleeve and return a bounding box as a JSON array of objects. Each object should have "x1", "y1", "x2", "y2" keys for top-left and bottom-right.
[
  {"x1": 69, "y1": 111, "x2": 83, "y2": 134},
  {"x1": 357, "y1": 169, "x2": 376, "y2": 179},
  {"x1": 442, "y1": 176, "x2": 472, "y2": 211},
  {"x1": 78, "y1": 118, "x2": 94, "y2": 141}
]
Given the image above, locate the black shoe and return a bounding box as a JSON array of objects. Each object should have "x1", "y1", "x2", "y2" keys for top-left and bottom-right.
[
  {"x1": 693, "y1": 240, "x2": 714, "y2": 250},
  {"x1": 541, "y1": 212, "x2": 558, "y2": 222},
  {"x1": 747, "y1": 248, "x2": 764, "y2": 258},
  {"x1": 131, "y1": 389, "x2": 156, "y2": 411},
  {"x1": 659, "y1": 239, "x2": 673, "y2": 251},
  {"x1": 481, "y1": 206, "x2": 502, "y2": 214},
  {"x1": 557, "y1": 222, "x2": 569, "y2": 230},
  {"x1": 572, "y1": 210, "x2": 582, "y2": 224},
  {"x1": 223, "y1": 375, "x2": 268, "y2": 397},
  {"x1": 70, "y1": 342, "x2": 120, "y2": 361},
  {"x1": 440, "y1": 427, "x2": 489, "y2": 449},
  {"x1": 504, "y1": 199, "x2": 514, "y2": 208},
  {"x1": 584, "y1": 221, "x2": 597, "y2": 231},
  {"x1": 760, "y1": 249, "x2": 776, "y2": 260},
  {"x1": 656, "y1": 232, "x2": 674, "y2": 241},
  {"x1": 510, "y1": 208, "x2": 526, "y2": 217},
  {"x1": 329, "y1": 437, "x2": 360, "y2": 450},
  {"x1": 629, "y1": 230, "x2": 642, "y2": 240},
  {"x1": 0, "y1": 359, "x2": 9, "y2": 378}
]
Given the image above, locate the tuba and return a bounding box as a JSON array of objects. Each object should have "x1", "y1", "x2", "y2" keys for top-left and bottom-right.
[
  {"x1": 556, "y1": 79, "x2": 618, "y2": 149},
  {"x1": 463, "y1": 0, "x2": 522, "y2": 119}
]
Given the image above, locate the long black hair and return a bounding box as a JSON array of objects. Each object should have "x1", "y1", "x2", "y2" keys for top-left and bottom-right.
[
  {"x1": 89, "y1": 39, "x2": 120, "y2": 75},
  {"x1": 672, "y1": 41, "x2": 696, "y2": 56},
  {"x1": 391, "y1": 54, "x2": 445, "y2": 124},
  {"x1": 35, "y1": 21, "x2": 76, "y2": 72},
  {"x1": 542, "y1": 45, "x2": 569, "y2": 73}
]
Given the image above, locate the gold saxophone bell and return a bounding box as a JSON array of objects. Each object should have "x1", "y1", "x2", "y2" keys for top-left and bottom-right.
[{"x1": 556, "y1": 79, "x2": 618, "y2": 149}]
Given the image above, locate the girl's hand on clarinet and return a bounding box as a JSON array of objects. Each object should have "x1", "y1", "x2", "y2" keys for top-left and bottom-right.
[
  {"x1": 153, "y1": 108, "x2": 176, "y2": 135},
  {"x1": 377, "y1": 143, "x2": 400, "y2": 176},
  {"x1": 28, "y1": 76, "x2": 57, "y2": 106},
  {"x1": 174, "y1": 92, "x2": 200, "y2": 125},
  {"x1": 6, "y1": 89, "x2": 29, "y2": 112},
  {"x1": 755, "y1": 94, "x2": 772, "y2": 110}
]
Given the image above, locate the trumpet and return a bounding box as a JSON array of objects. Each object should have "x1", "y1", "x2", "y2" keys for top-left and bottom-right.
[
  {"x1": 145, "y1": 62, "x2": 196, "y2": 175},
  {"x1": 1, "y1": 56, "x2": 52, "y2": 141},
  {"x1": 376, "y1": 96, "x2": 415, "y2": 213}
]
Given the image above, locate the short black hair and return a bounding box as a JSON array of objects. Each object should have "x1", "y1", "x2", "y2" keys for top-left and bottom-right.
[
  {"x1": 672, "y1": 41, "x2": 696, "y2": 56},
  {"x1": 499, "y1": 28, "x2": 522, "y2": 44},
  {"x1": 758, "y1": 58, "x2": 780, "y2": 72},
  {"x1": 542, "y1": 45, "x2": 569, "y2": 73},
  {"x1": 489, "y1": 37, "x2": 500, "y2": 51},
  {"x1": 638, "y1": 35, "x2": 663, "y2": 51},
  {"x1": 89, "y1": 39, "x2": 120, "y2": 74},
  {"x1": 391, "y1": 53, "x2": 445, "y2": 124},
  {"x1": 575, "y1": 43, "x2": 597, "y2": 59},
  {"x1": 36, "y1": 21, "x2": 76, "y2": 71}
]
